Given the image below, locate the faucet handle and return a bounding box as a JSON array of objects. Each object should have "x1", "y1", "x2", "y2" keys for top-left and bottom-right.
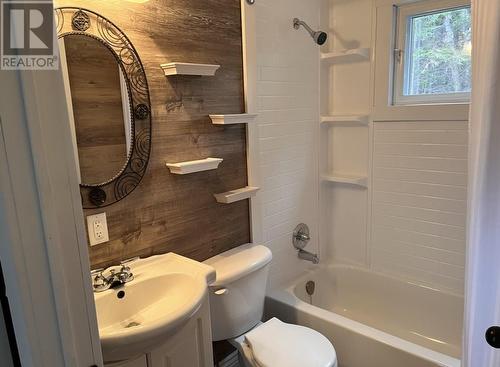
[
  {"x1": 90, "y1": 268, "x2": 107, "y2": 291},
  {"x1": 91, "y1": 268, "x2": 107, "y2": 284},
  {"x1": 293, "y1": 223, "x2": 310, "y2": 250},
  {"x1": 120, "y1": 256, "x2": 140, "y2": 273},
  {"x1": 90, "y1": 268, "x2": 109, "y2": 292},
  {"x1": 117, "y1": 257, "x2": 138, "y2": 283},
  {"x1": 90, "y1": 268, "x2": 104, "y2": 277},
  {"x1": 295, "y1": 232, "x2": 310, "y2": 242}
]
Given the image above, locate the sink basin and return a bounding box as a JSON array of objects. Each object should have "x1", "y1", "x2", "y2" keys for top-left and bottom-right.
[{"x1": 93, "y1": 253, "x2": 215, "y2": 362}]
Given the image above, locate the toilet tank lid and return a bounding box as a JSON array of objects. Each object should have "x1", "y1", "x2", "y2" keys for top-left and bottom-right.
[{"x1": 203, "y1": 243, "x2": 272, "y2": 287}]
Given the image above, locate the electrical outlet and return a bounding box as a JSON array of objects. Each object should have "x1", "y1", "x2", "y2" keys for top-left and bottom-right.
[{"x1": 87, "y1": 213, "x2": 109, "y2": 246}]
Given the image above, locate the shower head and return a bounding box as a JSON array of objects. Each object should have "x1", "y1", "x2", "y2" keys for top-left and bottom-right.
[{"x1": 293, "y1": 18, "x2": 327, "y2": 46}]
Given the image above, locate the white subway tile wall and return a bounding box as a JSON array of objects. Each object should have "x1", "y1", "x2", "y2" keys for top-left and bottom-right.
[
  {"x1": 371, "y1": 121, "x2": 468, "y2": 294},
  {"x1": 254, "y1": 0, "x2": 468, "y2": 295},
  {"x1": 323, "y1": 0, "x2": 468, "y2": 296},
  {"x1": 255, "y1": 0, "x2": 320, "y2": 286}
]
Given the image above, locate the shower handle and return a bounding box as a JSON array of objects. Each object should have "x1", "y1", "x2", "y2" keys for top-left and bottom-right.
[
  {"x1": 293, "y1": 223, "x2": 310, "y2": 250},
  {"x1": 294, "y1": 232, "x2": 310, "y2": 242},
  {"x1": 293, "y1": 223, "x2": 319, "y2": 264}
]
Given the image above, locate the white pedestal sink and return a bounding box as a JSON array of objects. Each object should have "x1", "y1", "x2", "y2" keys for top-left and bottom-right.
[{"x1": 93, "y1": 253, "x2": 215, "y2": 363}]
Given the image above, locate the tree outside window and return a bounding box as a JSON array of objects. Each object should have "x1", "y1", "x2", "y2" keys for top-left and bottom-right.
[{"x1": 404, "y1": 6, "x2": 471, "y2": 96}]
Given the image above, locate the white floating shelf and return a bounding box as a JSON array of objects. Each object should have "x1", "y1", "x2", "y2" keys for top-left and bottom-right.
[
  {"x1": 321, "y1": 115, "x2": 369, "y2": 126},
  {"x1": 166, "y1": 157, "x2": 223, "y2": 175},
  {"x1": 209, "y1": 113, "x2": 258, "y2": 125},
  {"x1": 214, "y1": 186, "x2": 260, "y2": 204},
  {"x1": 321, "y1": 48, "x2": 370, "y2": 64},
  {"x1": 321, "y1": 174, "x2": 368, "y2": 188},
  {"x1": 160, "y1": 62, "x2": 220, "y2": 76}
]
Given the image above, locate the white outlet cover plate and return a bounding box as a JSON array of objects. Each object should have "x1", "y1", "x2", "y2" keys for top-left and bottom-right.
[{"x1": 87, "y1": 212, "x2": 109, "y2": 246}]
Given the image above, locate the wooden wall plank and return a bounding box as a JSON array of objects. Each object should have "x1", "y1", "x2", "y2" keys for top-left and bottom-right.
[{"x1": 54, "y1": 0, "x2": 249, "y2": 269}]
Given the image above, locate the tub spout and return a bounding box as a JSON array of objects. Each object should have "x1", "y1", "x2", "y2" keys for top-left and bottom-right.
[{"x1": 298, "y1": 249, "x2": 319, "y2": 264}]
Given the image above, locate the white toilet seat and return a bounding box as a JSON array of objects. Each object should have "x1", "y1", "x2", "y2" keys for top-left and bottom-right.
[{"x1": 230, "y1": 318, "x2": 338, "y2": 367}]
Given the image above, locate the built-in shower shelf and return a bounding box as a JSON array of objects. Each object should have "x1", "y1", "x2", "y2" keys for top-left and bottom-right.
[
  {"x1": 166, "y1": 157, "x2": 223, "y2": 174},
  {"x1": 321, "y1": 174, "x2": 368, "y2": 188},
  {"x1": 321, "y1": 115, "x2": 369, "y2": 125},
  {"x1": 214, "y1": 186, "x2": 259, "y2": 204},
  {"x1": 321, "y1": 48, "x2": 370, "y2": 64},
  {"x1": 160, "y1": 62, "x2": 220, "y2": 76},
  {"x1": 209, "y1": 113, "x2": 258, "y2": 125}
]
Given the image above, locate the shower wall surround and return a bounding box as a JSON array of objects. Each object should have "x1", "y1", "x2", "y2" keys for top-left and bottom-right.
[
  {"x1": 254, "y1": 0, "x2": 321, "y2": 286},
  {"x1": 55, "y1": 0, "x2": 249, "y2": 269},
  {"x1": 322, "y1": 0, "x2": 468, "y2": 295}
]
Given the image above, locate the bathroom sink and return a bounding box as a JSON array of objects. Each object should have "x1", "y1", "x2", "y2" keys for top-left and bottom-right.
[{"x1": 93, "y1": 253, "x2": 216, "y2": 362}]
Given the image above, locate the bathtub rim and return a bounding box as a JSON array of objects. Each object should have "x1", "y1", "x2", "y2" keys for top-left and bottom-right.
[
  {"x1": 284, "y1": 263, "x2": 465, "y2": 298},
  {"x1": 267, "y1": 265, "x2": 462, "y2": 367}
]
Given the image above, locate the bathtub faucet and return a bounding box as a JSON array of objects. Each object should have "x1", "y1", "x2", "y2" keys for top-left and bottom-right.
[
  {"x1": 298, "y1": 249, "x2": 319, "y2": 264},
  {"x1": 293, "y1": 223, "x2": 320, "y2": 264}
]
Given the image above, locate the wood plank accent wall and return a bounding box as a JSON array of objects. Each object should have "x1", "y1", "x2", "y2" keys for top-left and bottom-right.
[{"x1": 55, "y1": 0, "x2": 250, "y2": 269}]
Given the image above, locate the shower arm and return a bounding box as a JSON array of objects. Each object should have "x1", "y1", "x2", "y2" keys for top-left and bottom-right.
[{"x1": 293, "y1": 18, "x2": 315, "y2": 37}]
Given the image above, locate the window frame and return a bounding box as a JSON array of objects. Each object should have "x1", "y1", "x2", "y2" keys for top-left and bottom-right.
[{"x1": 392, "y1": 0, "x2": 471, "y2": 106}]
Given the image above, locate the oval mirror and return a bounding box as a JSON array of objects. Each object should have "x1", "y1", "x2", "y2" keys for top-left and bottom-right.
[{"x1": 55, "y1": 8, "x2": 152, "y2": 209}]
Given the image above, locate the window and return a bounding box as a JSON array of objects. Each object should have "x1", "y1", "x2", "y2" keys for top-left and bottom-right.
[{"x1": 393, "y1": 0, "x2": 471, "y2": 105}]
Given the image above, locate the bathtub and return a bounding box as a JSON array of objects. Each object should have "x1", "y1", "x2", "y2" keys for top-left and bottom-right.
[{"x1": 265, "y1": 265, "x2": 463, "y2": 367}]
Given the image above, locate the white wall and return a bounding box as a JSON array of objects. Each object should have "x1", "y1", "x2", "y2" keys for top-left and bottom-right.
[
  {"x1": 254, "y1": 0, "x2": 321, "y2": 286},
  {"x1": 321, "y1": 0, "x2": 468, "y2": 295}
]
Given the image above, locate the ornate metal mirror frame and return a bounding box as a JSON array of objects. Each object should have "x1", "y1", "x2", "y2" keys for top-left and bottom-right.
[{"x1": 55, "y1": 7, "x2": 152, "y2": 208}]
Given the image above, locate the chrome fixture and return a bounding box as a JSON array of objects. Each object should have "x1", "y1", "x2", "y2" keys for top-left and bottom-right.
[
  {"x1": 293, "y1": 18, "x2": 328, "y2": 45},
  {"x1": 91, "y1": 257, "x2": 139, "y2": 292},
  {"x1": 305, "y1": 280, "x2": 315, "y2": 296},
  {"x1": 298, "y1": 250, "x2": 319, "y2": 264},
  {"x1": 293, "y1": 223, "x2": 319, "y2": 264},
  {"x1": 305, "y1": 280, "x2": 315, "y2": 304},
  {"x1": 246, "y1": 0, "x2": 255, "y2": 4},
  {"x1": 293, "y1": 223, "x2": 310, "y2": 248}
]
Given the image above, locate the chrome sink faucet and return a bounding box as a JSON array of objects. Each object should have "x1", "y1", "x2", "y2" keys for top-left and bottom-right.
[{"x1": 91, "y1": 257, "x2": 139, "y2": 292}]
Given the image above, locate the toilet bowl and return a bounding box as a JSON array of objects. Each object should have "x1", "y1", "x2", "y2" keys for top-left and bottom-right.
[
  {"x1": 230, "y1": 318, "x2": 337, "y2": 367},
  {"x1": 204, "y1": 243, "x2": 338, "y2": 367}
]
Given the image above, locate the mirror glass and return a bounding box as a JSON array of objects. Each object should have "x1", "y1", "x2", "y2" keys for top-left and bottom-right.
[{"x1": 61, "y1": 34, "x2": 132, "y2": 186}]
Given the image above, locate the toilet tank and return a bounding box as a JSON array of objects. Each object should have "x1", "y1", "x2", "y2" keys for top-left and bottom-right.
[{"x1": 203, "y1": 243, "x2": 272, "y2": 341}]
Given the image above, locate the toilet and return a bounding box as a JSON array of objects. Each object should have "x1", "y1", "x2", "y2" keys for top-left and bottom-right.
[{"x1": 204, "y1": 243, "x2": 338, "y2": 367}]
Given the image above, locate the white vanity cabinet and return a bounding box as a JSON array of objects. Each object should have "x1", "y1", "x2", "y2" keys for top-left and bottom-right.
[
  {"x1": 147, "y1": 296, "x2": 213, "y2": 367},
  {"x1": 105, "y1": 295, "x2": 213, "y2": 367},
  {"x1": 107, "y1": 355, "x2": 148, "y2": 367}
]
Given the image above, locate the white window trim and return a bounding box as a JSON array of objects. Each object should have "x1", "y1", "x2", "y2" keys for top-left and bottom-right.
[
  {"x1": 372, "y1": 0, "x2": 470, "y2": 121},
  {"x1": 393, "y1": 0, "x2": 471, "y2": 106}
]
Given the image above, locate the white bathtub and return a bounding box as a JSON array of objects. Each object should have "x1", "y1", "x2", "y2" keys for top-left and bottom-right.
[{"x1": 265, "y1": 265, "x2": 463, "y2": 367}]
